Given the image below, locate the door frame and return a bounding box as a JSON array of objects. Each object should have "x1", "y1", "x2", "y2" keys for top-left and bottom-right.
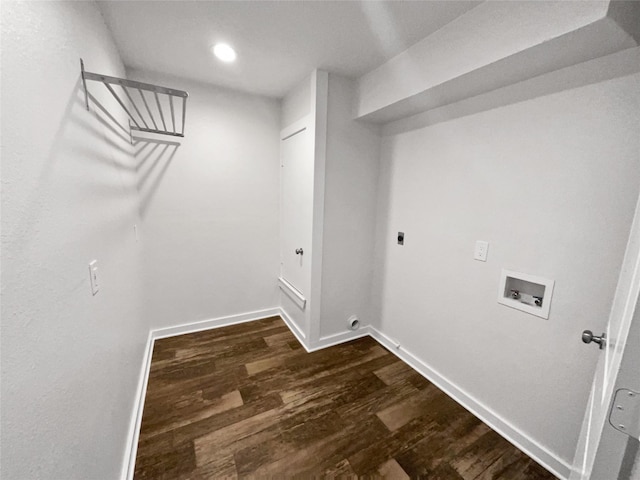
[
  {"x1": 279, "y1": 115, "x2": 312, "y2": 339},
  {"x1": 570, "y1": 189, "x2": 640, "y2": 479},
  {"x1": 279, "y1": 116, "x2": 311, "y2": 297},
  {"x1": 277, "y1": 68, "x2": 329, "y2": 347}
]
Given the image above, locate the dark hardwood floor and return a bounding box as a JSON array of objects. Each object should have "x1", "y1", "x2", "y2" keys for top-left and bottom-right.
[{"x1": 134, "y1": 316, "x2": 556, "y2": 479}]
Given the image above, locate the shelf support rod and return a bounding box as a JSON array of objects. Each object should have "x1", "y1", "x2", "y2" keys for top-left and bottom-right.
[
  {"x1": 181, "y1": 96, "x2": 187, "y2": 136},
  {"x1": 122, "y1": 86, "x2": 149, "y2": 129},
  {"x1": 170, "y1": 95, "x2": 176, "y2": 134},
  {"x1": 130, "y1": 126, "x2": 184, "y2": 138},
  {"x1": 104, "y1": 83, "x2": 141, "y2": 129},
  {"x1": 138, "y1": 89, "x2": 158, "y2": 130},
  {"x1": 154, "y1": 92, "x2": 167, "y2": 131},
  {"x1": 81, "y1": 59, "x2": 89, "y2": 111}
]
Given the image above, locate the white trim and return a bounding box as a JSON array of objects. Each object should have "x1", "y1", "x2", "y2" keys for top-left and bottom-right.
[
  {"x1": 280, "y1": 115, "x2": 310, "y2": 141},
  {"x1": 307, "y1": 326, "x2": 371, "y2": 352},
  {"x1": 570, "y1": 183, "x2": 640, "y2": 479},
  {"x1": 278, "y1": 306, "x2": 308, "y2": 345},
  {"x1": 153, "y1": 307, "x2": 281, "y2": 340},
  {"x1": 368, "y1": 326, "x2": 571, "y2": 480},
  {"x1": 278, "y1": 308, "x2": 370, "y2": 353},
  {"x1": 308, "y1": 70, "x2": 329, "y2": 345},
  {"x1": 121, "y1": 331, "x2": 154, "y2": 480},
  {"x1": 280, "y1": 111, "x2": 313, "y2": 341},
  {"x1": 277, "y1": 277, "x2": 306, "y2": 309}
]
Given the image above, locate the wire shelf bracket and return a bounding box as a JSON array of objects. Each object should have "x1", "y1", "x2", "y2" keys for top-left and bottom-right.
[{"x1": 81, "y1": 59, "x2": 188, "y2": 138}]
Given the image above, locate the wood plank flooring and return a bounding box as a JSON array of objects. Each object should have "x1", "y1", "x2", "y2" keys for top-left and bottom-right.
[{"x1": 134, "y1": 316, "x2": 556, "y2": 479}]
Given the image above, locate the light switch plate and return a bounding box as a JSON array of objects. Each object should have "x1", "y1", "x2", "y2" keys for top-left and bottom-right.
[
  {"x1": 89, "y1": 260, "x2": 99, "y2": 295},
  {"x1": 474, "y1": 241, "x2": 489, "y2": 261}
]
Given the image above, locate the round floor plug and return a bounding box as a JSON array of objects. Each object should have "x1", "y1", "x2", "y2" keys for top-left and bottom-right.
[{"x1": 348, "y1": 315, "x2": 360, "y2": 331}]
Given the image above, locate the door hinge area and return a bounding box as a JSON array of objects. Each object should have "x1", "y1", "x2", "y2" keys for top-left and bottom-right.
[{"x1": 609, "y1": 389, "x2": 640, "y2": 440}]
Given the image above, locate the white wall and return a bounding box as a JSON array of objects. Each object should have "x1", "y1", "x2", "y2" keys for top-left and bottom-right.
[
  {"x1": 356, "y1": 1, "x2": 615, "y2": 119},
  {"x1": 320, "y1": 74, "x2": 380, "y2": 338},
  {"x1": 281, "y1": 75, "x2": 311, "y2": 128},
  {"x1": 1, "y1": 2, "x2": 148, "y2": 478},
  {"x1": 126, "y1": 69, "x2": 281, "y2": 330},
  {"x1": 373, "y1": 71, "x2": 640, "y2": 467},
  {"x1": 279, "y1": 72, "x2": 381, "y2": 343},
  {"x1": 4, "y1": 3, "x2": 637, "y2": 479}
]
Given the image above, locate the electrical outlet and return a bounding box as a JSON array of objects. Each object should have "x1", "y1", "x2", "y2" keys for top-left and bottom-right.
[
  {"x1": 474, "y1": 241, "x2": 489, "y2": 262},
  {"x1": 89, "y1": 260, "x2": 99, "y2": 295}
]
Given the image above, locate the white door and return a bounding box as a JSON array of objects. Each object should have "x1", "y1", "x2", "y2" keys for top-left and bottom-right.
[
  {"x1": 570, "y1": 193, "x2": 640, "y2": 479},
  {"x1": 280, "y1": 121, "x2": 313, "y2": 298}
]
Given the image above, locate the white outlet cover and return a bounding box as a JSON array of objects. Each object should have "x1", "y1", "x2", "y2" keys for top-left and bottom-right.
[{"x1": 474, "y1": 241, "x2": 489, "y2": 261}]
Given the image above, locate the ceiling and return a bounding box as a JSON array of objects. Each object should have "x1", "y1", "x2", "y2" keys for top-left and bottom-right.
[{"x1": 97, "y1": 1, "x2": 481, "y2": 98}]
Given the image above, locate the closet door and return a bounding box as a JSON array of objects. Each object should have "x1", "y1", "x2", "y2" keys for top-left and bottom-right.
[{"x1": 280, "y1": 121, "x2": 313, "y2": 298}]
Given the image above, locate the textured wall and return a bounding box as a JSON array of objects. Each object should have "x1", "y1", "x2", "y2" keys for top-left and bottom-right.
[
  {"x1": 281, "y1": 74, "x2": 311, "y2": 128},
  {"x1": 320, "y1": 74, "x2": 380, "y2": 337},
  {"x1": 1, "y1": 2, "x2": 148, "y2": 478},
  {"x1": 372, "y1": 71, "x2": 640, "y2": 466},
  {"x1": 356, "y1": 1, "x2": 612, "y2": 118},
  {"x1": 126, "y1": 69, "x2": 281, "y2": 331}
]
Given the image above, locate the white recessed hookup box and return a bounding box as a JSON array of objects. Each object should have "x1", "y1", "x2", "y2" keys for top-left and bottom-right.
[{"x1": 498, "y1": 269, "x2": 554, "y2": 319}]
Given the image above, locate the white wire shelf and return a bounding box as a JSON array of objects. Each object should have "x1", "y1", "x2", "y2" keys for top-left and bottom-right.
[{"x1": 81, "y1": 59, "x2": 188, "y2": 138}]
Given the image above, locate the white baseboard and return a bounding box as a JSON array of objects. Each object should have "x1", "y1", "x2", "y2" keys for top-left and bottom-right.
[
  {"x1": 308, "y1": 326, "x2": 371, "y2": 352},
  {"x1": 121, "y1": 331, "x2": 154, "y2": 480},
  {"x1": 277, "y1": 277, "x2": 306, "y2": 309},
  {"x1": 153, "y1": 307, "x2": 281, "y2": 340},
  {"x1": 121, "y1": 307, "x2": 280, "y2": 480},
  {"x1": 278, "y1": 306, "x2": 308, "y2": 347},
  {"x1": 122, "y1": 310, "x2": 570, "y2": 480},
  {"x1": 277, "y1": 307, "x2": 370, "y2": 352},
  {"x1": 368, "y1": 326, "x2": 571, "y2": 480}
]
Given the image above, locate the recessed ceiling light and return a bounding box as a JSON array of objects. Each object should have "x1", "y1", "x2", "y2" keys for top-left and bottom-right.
[{"x1": 212, "y1": 43, "x2": 236, "y2": 63}]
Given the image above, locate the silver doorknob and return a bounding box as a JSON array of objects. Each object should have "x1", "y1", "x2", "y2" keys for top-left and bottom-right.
[
  {"x1": 582, "y1": 330, "x2": 606, "y2": 350},
  {"x1": 295, "y1": 248, "x2": 303, "y2": 255}
]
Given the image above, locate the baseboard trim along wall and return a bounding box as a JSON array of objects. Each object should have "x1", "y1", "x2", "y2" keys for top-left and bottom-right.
[
  {"x1": 278, "y1": 307, "x2": 370, "y2": 352},
  {"x1": 153, "y1": 307, "x2": 282, "y2": 340},
  {"x1": 278, "y1": 306, "x2": 308, "y2": 343},
  {"x1": 122, "y1": 310, "x2": 570, "y2": 480},
  {"x1": 310, "y1": 326, "x2": 371, "y2": 352},
  {"x1": 121, "y1": 331, "x2": 154, "y2": 480},
  {"x1": 277, "y1": 277, "x2": 307, "y2": 309},
  {"x1": 368, "y1": 326, "x2": 572, "y2": 480},
  {"x1": 121, "y1": 307, "x2": 280, "y2": 480}
]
